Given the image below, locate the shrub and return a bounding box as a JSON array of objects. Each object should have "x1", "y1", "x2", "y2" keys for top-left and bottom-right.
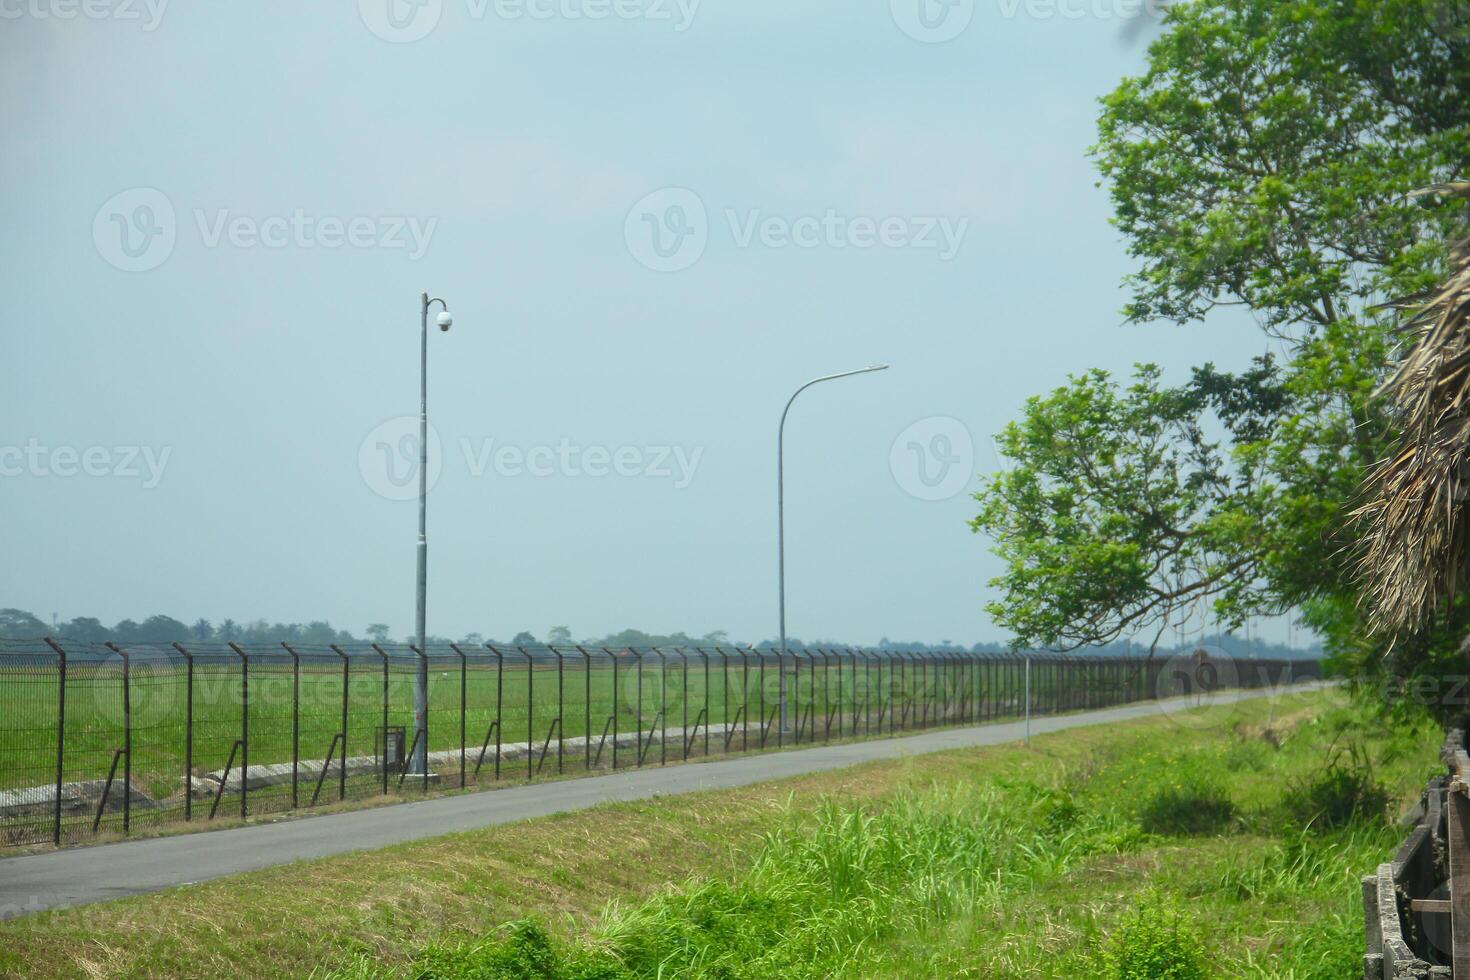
[
  {"x1": 1221, "y1": 738, "x2": 1270, "y2": 773},
  {"x1": 1138, "y1": 776, "x2": 1236, "y2": 836},
  {"x1": 1284, "y1": 743, "x2": 1390, "y2": 832},
  {"x1": 1101, "y1": 893, "x2": 1210, "y2": 980},
  {"x1": 415, "y1": 921, "x2": 570, "y2": 980}
]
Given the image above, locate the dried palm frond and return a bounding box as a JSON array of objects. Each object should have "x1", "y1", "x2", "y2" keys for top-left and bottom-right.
[{"x1": 1357, "y1": 182, "x2": 1470, "y2": 636}]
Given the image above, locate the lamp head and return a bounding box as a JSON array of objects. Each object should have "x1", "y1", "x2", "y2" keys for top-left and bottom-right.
[{"x1": 436, "y1": 311, "x2": 453, "y2": 332}]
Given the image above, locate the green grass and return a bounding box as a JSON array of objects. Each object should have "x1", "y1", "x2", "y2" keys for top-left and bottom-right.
[{"x1": 0, "y1": 687, "x2": 1410, "y2": 979}]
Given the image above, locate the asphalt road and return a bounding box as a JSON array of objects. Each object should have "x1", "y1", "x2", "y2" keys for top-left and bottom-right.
[{"x1": 0, "y1": 684, "x2": 1320, "y2": 918}]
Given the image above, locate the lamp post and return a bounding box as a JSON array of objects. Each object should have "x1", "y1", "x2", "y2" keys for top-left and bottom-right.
[
  {"x1": 777, "y1": 364, "x2": 889, "y2": 736},
  {"x1": 412, "y1": 290, "x2": 453, "y2": 776}
]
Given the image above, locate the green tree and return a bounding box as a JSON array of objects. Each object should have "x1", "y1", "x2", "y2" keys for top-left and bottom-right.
[
  {"x1": 545, "y1": 625, "x2": 573, "y2": 645},
  {"x1": 61, "y1": 617, "x2": 108, "y2": 642},
  {"x1": 365, "y1": 623, "x2": 390, "y2": 644},
  {"x1": 0, "y1": 608, "x2": 47, "y2": 638},
  {"x1": 976, "y1": 0, "x2": 1470, "y2": 663}
]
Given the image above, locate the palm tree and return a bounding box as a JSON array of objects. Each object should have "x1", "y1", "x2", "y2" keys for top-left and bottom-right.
[{"x1": 1357, "y1": 182, "x2": 1470, "y2": 635}]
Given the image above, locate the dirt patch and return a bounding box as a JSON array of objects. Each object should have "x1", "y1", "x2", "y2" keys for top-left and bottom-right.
[{"x1": 1235, "y1": 707, "x2": 1316, "y2": 748}]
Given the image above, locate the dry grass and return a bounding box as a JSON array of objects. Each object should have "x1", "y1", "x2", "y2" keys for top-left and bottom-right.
[{"x1": 1357, "y1": 180, "x2": 1470, "y2": 635}]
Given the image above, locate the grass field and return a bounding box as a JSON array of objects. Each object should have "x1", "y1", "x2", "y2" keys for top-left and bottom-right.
[{"x1": 0, "y1": 686, "x2": 1430, "y2": 979}]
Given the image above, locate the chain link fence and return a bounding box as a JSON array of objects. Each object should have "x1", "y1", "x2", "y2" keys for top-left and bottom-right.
[{"x1": 0, "y1": 639, "x2": 1319, "y2": 848}]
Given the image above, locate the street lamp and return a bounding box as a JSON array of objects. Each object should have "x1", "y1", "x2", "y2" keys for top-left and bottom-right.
[
  {"x1": 411, "y1": 291, "x2": 452, "y2": 776},
  {"x1": 777, "y1": 364, "x2": 889, "y2": 739}
]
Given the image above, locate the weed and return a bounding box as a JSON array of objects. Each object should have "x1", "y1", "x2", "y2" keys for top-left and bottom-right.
[
  {"x1": 1284, "y1": 741, "x2": 1390, "y2": 832},
  {"x1": 1099, "y1": 893, "x2": 1210, "y2": 980},
  {"x1": 1138, "y1": 775, "x2": 1236, "y2": 836}
]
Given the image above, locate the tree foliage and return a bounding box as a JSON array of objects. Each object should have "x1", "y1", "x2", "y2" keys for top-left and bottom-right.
[{"x1": 975, "y1": 0, "x2": 1470, "y2": 666}]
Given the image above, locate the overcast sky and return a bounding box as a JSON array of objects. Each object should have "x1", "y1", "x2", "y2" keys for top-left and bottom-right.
[{"x1": 0, "y1": 0, "x2": 1297, "y2": 647}]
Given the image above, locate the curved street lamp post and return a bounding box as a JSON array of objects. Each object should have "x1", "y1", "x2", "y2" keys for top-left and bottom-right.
[{"x1": 777, "y1": 365, "x2": 889, "y2": 737}]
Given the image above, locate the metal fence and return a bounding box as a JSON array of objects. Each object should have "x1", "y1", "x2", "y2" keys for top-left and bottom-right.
[
  {"x1": 1364, "y1": 727, "x2": 1465, "y2": 977},
  {"x1": 0, "y1": 639, "x2": 1319, "y2": 849}
]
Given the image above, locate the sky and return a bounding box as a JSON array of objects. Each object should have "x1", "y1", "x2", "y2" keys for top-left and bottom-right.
[{"x1": 0, "y1": 0, "x2": 1301, "y2": 648}]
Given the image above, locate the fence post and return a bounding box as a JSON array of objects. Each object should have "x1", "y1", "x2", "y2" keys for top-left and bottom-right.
[
  {"x1": 171, "y1": 643, "x2": 194, "y2": 820},
  {"x1": 874, "y1": 653, "x2": 884, "y2": 734},
  {"x1": 283, "y1": 643, "x2": 300, "y2": 809},
  {"x1": 887, "y1": 655, "x2": 899, "y2": 731},
  {"x1": 788, "y1": 649, "x2": 797, "y2": 747},
  {"x1": 521, "y1": 647, "x2": 533, "y2": 780},
  {"x1": 655, "y1": 648, "x2": 667, "y2": 766},
  {"x1": 226, "y1": 643, "x2": 248, "y2": 818},
  {"x1": 608, "y1": 648, "x2": 618, "y2": 770},
  {"x1": 44, "y1": 638, "x2": 66, "y2": 845},
  {"x1": 719, "y1": 648, "x2": 730, "y2": 753},
  {"x1": 920, "y1": 654, "x2": 929, "y2": 729},
  {"x1": 701, "y1": 648, "x2": 710, "y2": 758},
  {"x1": 680, "y1": 648, "x2": 689, "y2": 761},
  {"x1": 578, "y1": 647, "x2": 592, "y2": 771},
  {"x1": 105, "y1": 642, "x2": 132, "y2": 834},
  {"x1": 373, "y1": 644, "x2": 389, "y2": 795},
  {"x1": 330, "y1": 645, "x2": 348, "y2": 801},
  {"x1": 451, "y1": 644, "x2": 467, "y2": 788},
  {"x1": 823, "y1": 649, "x2": 833, "y2": 741},
  {"x1": 741, "y1": 648, "x2": 750, "y2": 751},
  {"x1": 1025, "y1": 654, "x2": 1031, "y2": 746},
  {"x1": 411, "y1": 645, "x2": 430, "y2": 792},
  {"x1": 635, "y1": 649, "x2": 645, "y2": 763},
  {"x1": 555, "y1": 647, "x2": 564, "y2": 775},
  {"x1": 485, "y1": 644, "x2": 504, "y2": 780},
  {"x1": 862, "y1": 650, "x2": 872, "y2": 737}
]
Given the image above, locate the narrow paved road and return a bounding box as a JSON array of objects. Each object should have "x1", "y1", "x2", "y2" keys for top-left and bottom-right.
[{"x1": 0, "y1": 685, "x2": 1318, "y2": 918}]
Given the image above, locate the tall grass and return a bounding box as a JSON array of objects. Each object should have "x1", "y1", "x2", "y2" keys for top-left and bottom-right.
[
  {"x1": 385, "y1": 782, "x2": 1143, "y2": 980},
  {"x1": 284, "y1": 696, "x2": 1446, "y2": 980}
]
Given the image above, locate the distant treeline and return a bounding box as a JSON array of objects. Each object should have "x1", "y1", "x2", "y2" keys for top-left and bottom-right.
[{"x1": 0, "y1": 609, "x2": 1321, "y2": 659}]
